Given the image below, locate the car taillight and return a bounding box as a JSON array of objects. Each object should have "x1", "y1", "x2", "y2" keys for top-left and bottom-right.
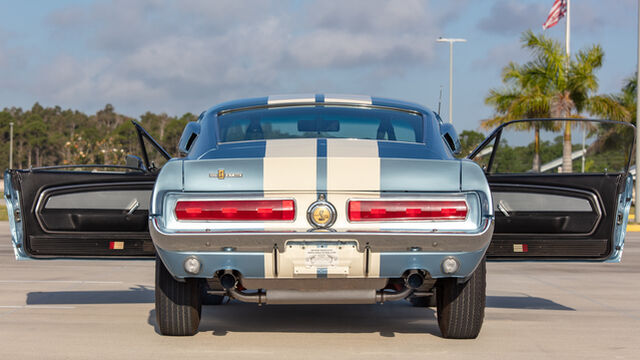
[
  {"x1": 175, "y1": 200, "x2": 295, "y2": 221},
  {"x1": 348, "y1": 200, "x2": 467, "y2": 221}
]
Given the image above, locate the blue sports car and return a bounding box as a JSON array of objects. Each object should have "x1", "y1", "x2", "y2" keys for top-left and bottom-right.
[{"x1": 4, "y1": 94, "x2": 634, "y2": 339}]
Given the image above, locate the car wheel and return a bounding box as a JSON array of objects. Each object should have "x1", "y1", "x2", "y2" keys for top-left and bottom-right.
[
  {"x1": 409, "y1": 294, "x2": 436, "y2": 307},
  {"x1": 155, "y1": 257, "x2": 202, "y2": 336},
  {"x1": 436, "y1": 257, "x2": 486, "y2": 339}
]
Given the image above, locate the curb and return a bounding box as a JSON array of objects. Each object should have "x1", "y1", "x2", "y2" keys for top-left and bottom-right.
[{"x1": 627, "y1": 223, "x2": 640, "y2": 232}]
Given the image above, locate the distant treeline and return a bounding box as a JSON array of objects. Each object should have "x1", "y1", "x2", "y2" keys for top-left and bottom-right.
[{"x1": 0, "y1": 103, "x2": 197, "y2": 170}]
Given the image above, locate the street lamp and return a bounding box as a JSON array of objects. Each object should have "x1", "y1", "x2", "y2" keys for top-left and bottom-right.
[{"x1": 436, "y1": 37, "x2": 466, "y2": 124}]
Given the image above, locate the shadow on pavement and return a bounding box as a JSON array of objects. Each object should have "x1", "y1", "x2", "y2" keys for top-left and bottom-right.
[
  {"x1": 25, "y1": 288, "x2": 574, "y2": 311},
  {"x1": 487, "y1": 295, "x2": 575, "y2": 311},
  {"x1": 26, "y1": 285, "x2": 154, "y2": 305},
  {"x1": 148, "y1": 301, "x2": 440, "y2": 337}
]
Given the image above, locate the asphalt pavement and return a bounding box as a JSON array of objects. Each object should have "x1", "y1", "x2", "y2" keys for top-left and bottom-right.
[{"x1": 0, "y1": 221, "x2": 638, "y2": 359}]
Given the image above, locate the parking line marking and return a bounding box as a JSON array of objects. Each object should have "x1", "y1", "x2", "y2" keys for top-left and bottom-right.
[
  {"x1": 0, "y1": 305, "x2": 76, "y2": 309},
  {"x1": 0, "y1": 280, "x2": 123, "y2": 284}
]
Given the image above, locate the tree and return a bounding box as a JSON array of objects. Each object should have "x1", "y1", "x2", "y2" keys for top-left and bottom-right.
[
  {"x1": 484, "y1": 60, "x2": 553, "y2": 171},
  {"x1": 0, "y1": 103, "x2": 199, "y2": 171},
  {"x1": 517, "y1": 31, "x2": 628, "y2": 173},
  {"x1": 484, "y1": 31, "x2": 628, "y2": 173},
  {"x1": 457, "y1": 130, "x2": 486, "y2": 158}
]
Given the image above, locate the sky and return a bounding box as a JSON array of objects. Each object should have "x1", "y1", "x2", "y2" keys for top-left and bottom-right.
[{"x1": 0, "y1": 0, "x2": 637, "y2": 133}]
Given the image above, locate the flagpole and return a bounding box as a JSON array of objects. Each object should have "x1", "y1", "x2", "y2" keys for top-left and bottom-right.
[{"x1": 565, "y1": 0, "x2": 570, "y2": 58}]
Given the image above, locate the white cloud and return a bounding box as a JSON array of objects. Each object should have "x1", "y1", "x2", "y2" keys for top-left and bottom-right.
[
  {"x1": 28, "y1": 0, "x2": 447, "y2": 115},
  {"x1": 472, "y1": 41, "x2": 526, "y2": 71},
  {"x1": 477, "y1": 0, "x2": 546, "y2": 34}
]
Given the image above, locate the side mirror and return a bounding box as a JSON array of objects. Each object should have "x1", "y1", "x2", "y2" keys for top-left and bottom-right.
[
  {"x1": 178, "y1": 122, "x2": 201, "y2": 154},
  {"x1": 125, "y1": 154, "x2": 146, "y2": 171},
  {"x1": 440, "y1": 123, "x2": 461, "y2": 155}
]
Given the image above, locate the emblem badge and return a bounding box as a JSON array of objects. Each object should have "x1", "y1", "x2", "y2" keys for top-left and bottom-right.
[
  {"x1": 307, "y1": 194, "x2": 337, "y2": 229},
  {"x1": 209, "y1": 169, "x2": 243, "y2": 179}
]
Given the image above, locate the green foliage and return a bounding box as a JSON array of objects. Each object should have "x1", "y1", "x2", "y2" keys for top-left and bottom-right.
[
  {"x1": 489, "y1": 130, "x2": 631, "y2": 174},
  {"x1": 484, "y1": 30, "x2": 630, "y2": 174},
  {"x1": 0, "y1": 103, "x2": 194, "y2": 170},
  {"x1": 457, "y1": 130, "x2": 486, "y2": 158},
  {"x1": 492, "y1": 136, "x2": 564, "y2": 173}
]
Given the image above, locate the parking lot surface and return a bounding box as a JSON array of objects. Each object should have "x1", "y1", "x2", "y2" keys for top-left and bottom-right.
[{"x1": 0, "y1": 221, "x2": 638, "y2": 359}]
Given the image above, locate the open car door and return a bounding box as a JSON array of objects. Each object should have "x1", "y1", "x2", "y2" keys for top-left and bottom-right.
[
  {"x1": 3, "y1": 121, "x2": 170, "y2": 259},
  {"x1": 469, "y1": 119, "x2": 634, "y2": 261}
]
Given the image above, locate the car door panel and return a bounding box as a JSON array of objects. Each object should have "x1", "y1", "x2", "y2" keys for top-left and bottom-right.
[
  {"x1": 485, "y1": 173, "x2": 623, "y2": 260},
  {"x1": 7, "y1": 169, "x2": 157, "y2": 258},
  {"x1": 4, "y1": 120, "x2": 170, "y2": 259},
  {"x1": 468, "y1": 119, "x2": 634, "y2": 262},
  {"x1": 37, "y1": 185, "x2": 152, "y2": 232},
  {"x1": 492, "y1": 185, "x2": 601, "y2": 234}
]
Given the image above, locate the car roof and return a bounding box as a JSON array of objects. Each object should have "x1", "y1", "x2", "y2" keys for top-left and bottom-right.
[{"x1": 204, "y1": 94, "x2": 434, "y2": 116}]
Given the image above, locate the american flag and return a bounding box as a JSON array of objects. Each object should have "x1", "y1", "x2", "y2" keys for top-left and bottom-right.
[{"x1": 542, "y1": 0, "x2": 567, "y2": 30}]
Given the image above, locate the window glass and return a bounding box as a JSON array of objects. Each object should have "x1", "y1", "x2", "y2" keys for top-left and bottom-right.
[
  {"x1": 471, "y1": 120, "x2": 633, "y2": 174},
  {"x1": 218, "y1": 106, "x2": 424, "y2": 143}
]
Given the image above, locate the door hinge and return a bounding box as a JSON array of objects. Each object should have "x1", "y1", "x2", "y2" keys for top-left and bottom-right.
[{"x1": 14, "y1": 209, "x2": 21, "y2": 222}]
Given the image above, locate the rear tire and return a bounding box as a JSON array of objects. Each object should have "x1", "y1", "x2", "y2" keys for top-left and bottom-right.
[
  {"x1": 436, "y1": 258, "x2": 486, "y2": 339},
  {"x1": 155, "y1": 257, "x2": 202, "y2": 336}
]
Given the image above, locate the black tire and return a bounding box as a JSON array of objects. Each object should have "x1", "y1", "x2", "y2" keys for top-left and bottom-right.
[
  {"x1": 155, "y1": 257, "x2": 202, "y2": 336},
  {"x1": 436, "y1": 258, "x2": 486, "y2": 339},
  {"x1": 409, "y1": 294, "x2": 436, "y2": 307}
]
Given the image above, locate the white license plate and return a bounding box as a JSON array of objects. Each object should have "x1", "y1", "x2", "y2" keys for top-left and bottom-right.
[
  {"x1": 305, "y1": 247, "x2": 339, "y2": 268},
  {"x1": 282, "y1": 242, "x2": 362, "y2": 276}
]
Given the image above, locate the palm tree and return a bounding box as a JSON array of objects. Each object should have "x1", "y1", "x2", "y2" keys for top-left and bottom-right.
[
  {"x1": 485, "y1": 31, "x2": 629, "y2": 173},
  {"x1": 484, "y1": 62, "x2": 552, "y2": 172},
  {"x1": 587, "y1": 74, "x2": 637, "y2": 157},
  {"x1": 519, "y1": 31, "x2": 628, "y2": 172}
]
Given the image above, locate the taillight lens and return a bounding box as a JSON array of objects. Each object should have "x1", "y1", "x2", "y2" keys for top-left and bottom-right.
[
  {"x1": 348, "y1": 200, "x2": 467, "y2": 221},
  {"x1": 175, "y1": 200, "x2": 295, "y2": 221}
]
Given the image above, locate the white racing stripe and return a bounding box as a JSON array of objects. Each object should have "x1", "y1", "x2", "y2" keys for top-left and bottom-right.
[
  {"x1": 263, "y1": 139, "x2": 318, "y2": 277},
  {"x1": 324, "y1": 94, "x2": 372, "y2": 105},
  {"x1": 263, "y1": 139, "x2": 317, "y2": 192},
  {"x1": 326, "y1": 139, "x2": 381, "y2": 234},
  {"x1": 326, "y1": 139, "x2": 380, "y2": 191},
  {"x1": 267, "y1": 94, "x2": 315, "y2": 105}
]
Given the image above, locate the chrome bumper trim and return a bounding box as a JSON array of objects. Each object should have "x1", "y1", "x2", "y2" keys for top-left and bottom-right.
[{"x1": 150, "y1": 217, "x2": 494, "y2": 253}]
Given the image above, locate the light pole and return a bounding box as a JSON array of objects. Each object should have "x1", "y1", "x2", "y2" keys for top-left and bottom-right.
[
  {"x1": 9, "y1": 122, "x2": 14, "y2": 169},
  {"x1": 437, "y1": 37, "x2": 466, "y2": 124}
]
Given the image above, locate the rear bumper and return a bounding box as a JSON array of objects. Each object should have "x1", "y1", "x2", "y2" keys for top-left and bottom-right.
[
  {"x1": 150, "y1": 217, "x2": 494, "y2": 280},
  {"x1": 150, "y1": 217, "x2": 494, "y2": 253}
]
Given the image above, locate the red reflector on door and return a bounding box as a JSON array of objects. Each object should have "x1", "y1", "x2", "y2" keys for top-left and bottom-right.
[
  {"x1": 513, "y1": 244, "x2": 528, "y2": 253},
  {"x1": 109, "y1": 241, "x2": 124, "y2": 250},
  {"x1": 175, "y1": 200, "x2": 295, "y2": 221},
  {"x1": 348, "y1": 200, "x2": 467, "y2": 221}
]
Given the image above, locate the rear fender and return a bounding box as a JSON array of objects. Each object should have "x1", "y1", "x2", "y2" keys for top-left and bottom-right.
[{"x1": 4, "y1": 171, "x2": 29, "y2": 260}]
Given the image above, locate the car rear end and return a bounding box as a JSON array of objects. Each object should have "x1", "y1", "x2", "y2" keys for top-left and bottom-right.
[
  {"x1": 150, "y1": 97, "x2": 493, "y2": 338},
  {"x1": 150, "y1": 140, "x2": 493, "y2": 295}
]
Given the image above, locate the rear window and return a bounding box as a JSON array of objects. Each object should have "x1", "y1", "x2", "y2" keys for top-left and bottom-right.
[{"x1": 217, "y1": 106, "x2": 424, "y2": 143}]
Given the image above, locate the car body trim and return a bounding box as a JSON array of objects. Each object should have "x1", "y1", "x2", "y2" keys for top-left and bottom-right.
[{"x1": 150, "y1": 217, "x2": 494, "y2": 253}]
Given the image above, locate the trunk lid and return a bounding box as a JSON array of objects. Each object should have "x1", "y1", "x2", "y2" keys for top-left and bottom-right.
[{"x1": 182, "y1": 139, "x2": 461, "y2": 193}]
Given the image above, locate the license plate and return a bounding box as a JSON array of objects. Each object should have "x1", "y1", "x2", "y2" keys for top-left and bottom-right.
[
  {"x1": 280, "y1": 241, "x2": 362, "y2": 277},
  {"x1": 305, "y1": 247, "x2": 339, "y2": 268}
]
